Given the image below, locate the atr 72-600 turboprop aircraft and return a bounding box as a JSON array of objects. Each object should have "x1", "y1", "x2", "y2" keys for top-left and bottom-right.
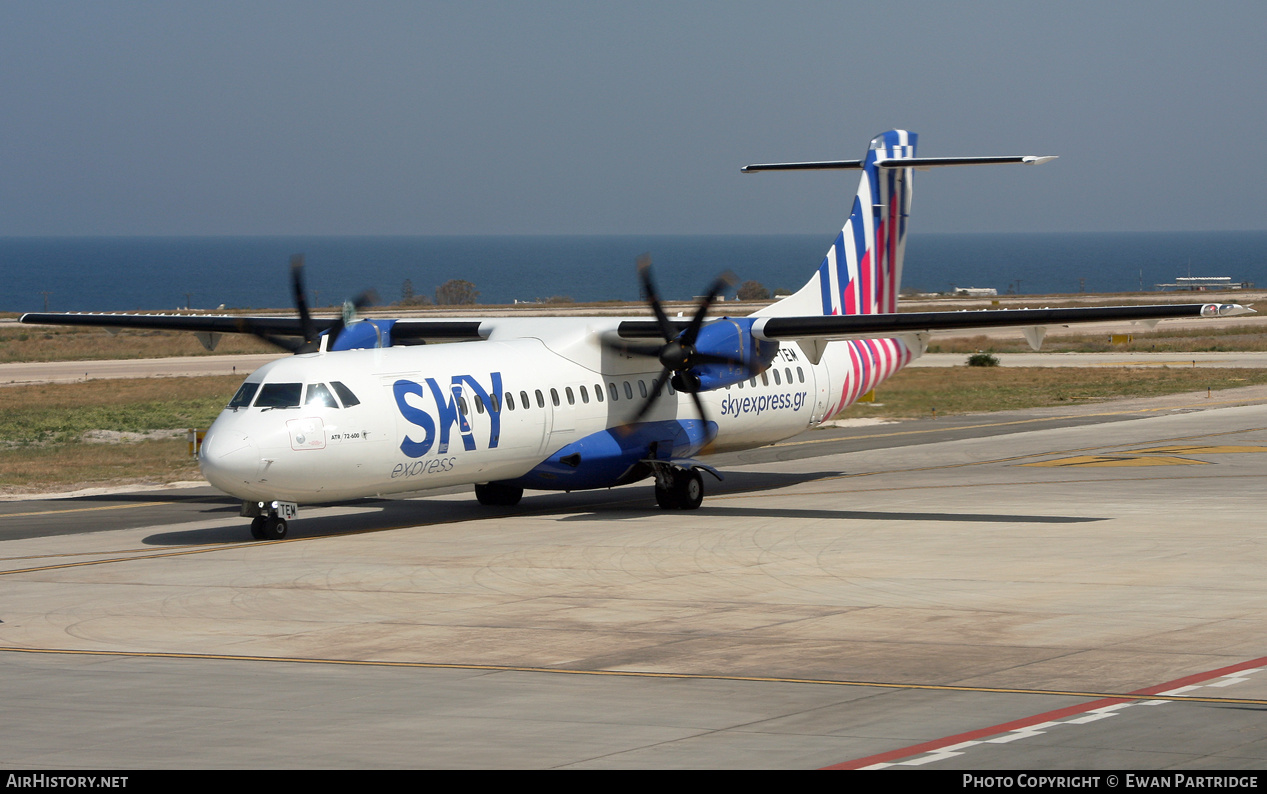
[{"x1": 21, "y1": 130, "x2": 1254, "y2": 539}]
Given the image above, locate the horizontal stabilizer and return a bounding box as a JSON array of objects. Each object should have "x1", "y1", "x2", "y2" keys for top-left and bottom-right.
[
  {"x1": 877, "y1": 155, "x2": 1057, "y2": 169},
  {"x1": 742, "y1": 155, "x2": 1055, "y2": 173},
  {"x1": 741, "y1": 160, "x2": 864, "y2": 173}
]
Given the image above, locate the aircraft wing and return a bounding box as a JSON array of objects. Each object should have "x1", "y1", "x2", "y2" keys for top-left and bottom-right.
[
  {"x1": 615, "y1": 302, "x2": 1255, "y2": 361},
  {"x1": 747, "y1": 302, "x2": 1255, "y2": 341},
  {"x1": 17, "y1": 312, "x2": 489, "y2": 344}
]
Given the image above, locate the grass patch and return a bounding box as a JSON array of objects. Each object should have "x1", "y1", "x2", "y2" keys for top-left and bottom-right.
[
  {"x1": 833, "y1": 367, "x2": 1267, "y2": 419},
  {"x1": 0, "y1": 439, "x2": 203, "y2": 493},
  {"x1": 0, "y1": 326, "x2": 276, "y2": 363},
  {"x1": 0, "y1": 376, "x2": 240, "y2": 446},
  {"x1": 0, "y1": 376, "x2": 240, "y2": 492},
  {"x1": 926, "y1": 322, "x2": 1267, "y2": 354}
]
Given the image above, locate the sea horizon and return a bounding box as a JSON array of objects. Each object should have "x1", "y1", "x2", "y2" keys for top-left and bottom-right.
[{"x1": 4, "y1": 231, "x2": 1265, "y2": 314}]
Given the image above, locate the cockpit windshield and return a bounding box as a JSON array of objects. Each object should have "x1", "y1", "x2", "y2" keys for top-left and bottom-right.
[
  {"x1": 228, "y1": 381, "x2": 260, "y2": 409},
  {"x1": 227, "y1": 379, "x2": 360, "y2": 409},
  {"x1": 255, "y1": 382, "x2": 303, "y2": 409},
  {"x1": 304, "y1": 382, "x2": 337, "y2": 408},
  {"x1": 331, "y1": 381, "x2": 360, "y2": 407}
]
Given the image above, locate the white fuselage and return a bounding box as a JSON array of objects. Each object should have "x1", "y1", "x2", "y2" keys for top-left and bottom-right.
[{"x1": 197, "y1": 317, "x2": 911, "y2": 504}]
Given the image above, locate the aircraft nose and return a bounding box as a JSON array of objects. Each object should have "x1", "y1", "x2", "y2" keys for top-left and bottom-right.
[{"x1": 199, "y1": 429, "x2": 261, "y2": 491}]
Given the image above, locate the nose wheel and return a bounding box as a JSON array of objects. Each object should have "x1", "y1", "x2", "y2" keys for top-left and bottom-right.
[
  {"x1": 243, "y1": 500, "x2": 297, "y2": 540},
  {"x1": 250, "y1": 516, "x2": 289, "y2": 540}
]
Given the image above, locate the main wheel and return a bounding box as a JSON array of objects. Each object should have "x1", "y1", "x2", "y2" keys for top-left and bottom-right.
[
  {"x1": 249, "y1": 516, "x2": 267, "y2": 540},
  {"x1": 475, "y1": 483, "x2": 523, "y2": 506},
  {"x1": 654, "y1": 482, "x2": 679, "y2": 509},
  {"x1": 672, "y1": 468, "x2": 704, "y2": 510},
  {"x1": 261, "y1": 516, "x2": 288, "y2": 540}
]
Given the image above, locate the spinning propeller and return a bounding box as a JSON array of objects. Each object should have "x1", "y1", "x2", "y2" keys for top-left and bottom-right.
[
  {"x1": 609, "y1": 254, "x2": 741, "y2": 431},
  {"x1": 244, "y1": 254, "x2": 377, "y2": 353}
]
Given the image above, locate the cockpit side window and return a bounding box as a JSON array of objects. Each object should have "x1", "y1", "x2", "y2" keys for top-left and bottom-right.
[
  {"x1": 305, "y1": 382, "x2": 338, "y2": 408},
  {"x1": 229, "y1": 381, "x2": 260, "y2": 409},
  {"x1": 331, "y1": 381, "x2": 361, "y2": 407},
  {"x1": 255, "y1": 382, "x2": 303, "y2": 408}
]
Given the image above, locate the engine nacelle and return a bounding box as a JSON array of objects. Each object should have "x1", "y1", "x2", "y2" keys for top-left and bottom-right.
[
  {"x1": 687, "y1": 317, "x2": 778, "y2": 392},
  {"x1": 329, "y1": 319, "x2": 396, "y2": 351}
]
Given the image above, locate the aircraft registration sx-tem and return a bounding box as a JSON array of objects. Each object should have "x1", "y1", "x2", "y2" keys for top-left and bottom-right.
[{"x1": 19, "y1": 130, "x2": 1253, "y2": 540}]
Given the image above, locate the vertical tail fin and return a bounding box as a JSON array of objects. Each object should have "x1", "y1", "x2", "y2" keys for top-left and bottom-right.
[
  {"x1": 755, "y1": 129, "x2": 917, "y2": 318},
  {"x1": 747, "y1": 132, "x2": 1055, "y2": 319}
]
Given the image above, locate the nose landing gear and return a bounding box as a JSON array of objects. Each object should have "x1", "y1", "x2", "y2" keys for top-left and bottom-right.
[
  {"x1": 249, "y1": 515, "x2": 289, "y2": 540},
  {"x1": 242, "y1": 500, "x2": 298, "y2": 540}
]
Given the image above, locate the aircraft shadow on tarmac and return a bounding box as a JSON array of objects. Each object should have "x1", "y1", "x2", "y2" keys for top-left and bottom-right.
[
  {"x1": 142, "y1": 471, "x2": 849, "y2": 546},
  {"x1": 561, "y1": 506, "x2": 1107, "y2": 524},
  {"x1": 141, "y1": 469, "x2": 1104, "y2": 546}
]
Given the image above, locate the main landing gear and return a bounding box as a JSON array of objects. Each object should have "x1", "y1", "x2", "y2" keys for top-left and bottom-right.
[
  {"x1": 474, "y1": 483, "x2": 524, "y2": 506},
  {"x1": 655, "y1": 468, "x2": 703, "y2": 510},
  {"x1": 648, "y1": 461, "x2": 720, "y2": 510},
  {"x1": 242, "y1": 500, "x2": 298, "y2": 540}
]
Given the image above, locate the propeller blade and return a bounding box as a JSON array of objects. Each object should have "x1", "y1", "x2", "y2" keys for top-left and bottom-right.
[
  {"x1": 681, "y1": 270, "x2": 738, "y2": 346},
  {"x1": 637, "y1": 254, "x2": 677, "y2": 342},
  {"x1": 689, "y1": 389, "x2": 719, "y2": 452},
  {"x1": 324, "y1": 288, "x2": 380, "y2": 351},
  {"x1": 253, "y1": 332, "x2": 305, "y2": 353},
  {"x1": 289, "y1": 254, "x2": 317, "y2": 347},
  {"x1": 622, "y1": 367, "x2": 671, "y2": 428}
]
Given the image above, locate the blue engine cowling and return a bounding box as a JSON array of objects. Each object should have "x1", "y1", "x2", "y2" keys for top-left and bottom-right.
[
  {"x1": 685, "y1": 317, "x2": 779, "y2": 391},
  {"x1": 329, "y1": 319, "x2": 397, "y2": 351}
]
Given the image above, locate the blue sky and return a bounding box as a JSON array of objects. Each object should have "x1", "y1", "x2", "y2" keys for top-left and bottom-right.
[{"x1": 2, "y1": 1, "x2": 1264, "y2": 235}]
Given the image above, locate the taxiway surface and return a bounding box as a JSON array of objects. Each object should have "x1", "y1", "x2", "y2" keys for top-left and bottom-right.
[{"x1": 3, "y1": 387, "x2": 1267, "y2": 769}]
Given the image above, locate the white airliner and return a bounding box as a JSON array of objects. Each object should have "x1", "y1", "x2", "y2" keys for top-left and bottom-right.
[{"x1": 21, "y1": 130, "x2": 1253, "y2": 539}]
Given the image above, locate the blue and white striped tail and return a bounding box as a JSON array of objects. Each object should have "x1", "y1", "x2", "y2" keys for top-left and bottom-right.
[{"x1": 758, "y1": 129, "x2": 917, "y2": 318}]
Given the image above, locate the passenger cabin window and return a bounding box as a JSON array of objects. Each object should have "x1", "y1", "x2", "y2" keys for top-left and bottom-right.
[
  {"x1": 520, "y1": 391, "x2": 530, "y2": 409},
  {"x1": 550, "y1": 388, "x2": 560, "y2": 407},
  {"x1": 331, "y1": 381, "x2": 361, "y2": 407},
  {"x1": 772, "y1": 369, "x2": 781, "y2": 386},
  {"x1": 579, "y1": 385, "x2": 589, "y2": 404},
  {"x1": 255, "y1": 383, "x2": 302, "y2": 408},
  {"x1": 536, "y1": 390, "x2": 545, "y2": 408},
  {"x1": 623, "y1": 381, "x2": 633, "y2": 400},
  {"x1": 608, "y1": 383, "x2": 618, "y2": 402},
  {"x1": 490, "y1": 393, "x2": 500, "y2": 412},
  {"x1": 305, "y1": 382, "x2": 338, "y2": 408},
  {"x1": 505, "y1": 392, "x2": 515, "y2": 411},
  {"x1": 797, "y1": 367, "x2": 804, "y2": 383},
  {"x1": 566, "y1": 387, "x2": 575, "y2": 405},
  {"x1": 458, "y1": 396, "x2": 469, "y2": 416},
  {"x1": 638, "y1": 380, "x2": 648, "y2": 398},
  {"x1": 474, "y1": 395, "x2": 485, "y2": 414},
  {"x1": 229, "y1": 382, "x2": 260, "y2": 409},
  {"x1": 594, "y1": 383, "x2": 603, "y2": 403}
]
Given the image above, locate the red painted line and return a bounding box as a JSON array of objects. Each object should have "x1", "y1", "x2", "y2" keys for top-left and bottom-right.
[{"x1": 824, "y1": 655, "x2": 1267, "y2": 770}]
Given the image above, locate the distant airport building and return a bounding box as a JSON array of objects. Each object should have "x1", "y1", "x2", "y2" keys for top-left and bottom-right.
[
  {"x1": 952, "y1": 287, "x2": 998, "y2": 297},
  {"x1": 1154, "y1": 276, "x2": 1253, "y2": 291}
]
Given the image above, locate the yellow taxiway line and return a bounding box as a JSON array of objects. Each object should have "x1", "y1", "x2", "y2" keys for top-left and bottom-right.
[{"x1": 2, "y1": 645, "x2": 1264, "y2": 706}]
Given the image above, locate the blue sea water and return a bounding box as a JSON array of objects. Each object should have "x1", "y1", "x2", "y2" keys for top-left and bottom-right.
[{"x1": 2, "y1": 232, "x2": 1265, "y2": 313}]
